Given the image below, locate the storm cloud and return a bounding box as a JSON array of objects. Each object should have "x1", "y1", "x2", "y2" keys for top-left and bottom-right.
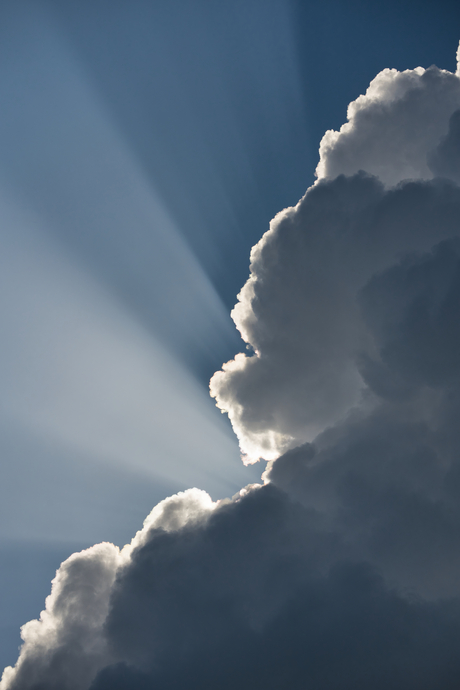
[{"x1": 4, "y1": 44, "x2": 460, "y2": 690}]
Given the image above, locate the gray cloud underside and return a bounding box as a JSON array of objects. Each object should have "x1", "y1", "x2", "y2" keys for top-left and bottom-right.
[
  {"x1": 7, "y1": 473, "x2": 460, "y2": 690},
  {"x1": 5, "y1": 49, "x2": 460, "y2": 690}
]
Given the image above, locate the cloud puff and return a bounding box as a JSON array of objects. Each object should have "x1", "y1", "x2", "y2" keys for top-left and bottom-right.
[
  {"x1": 210, "y1": 174, "x2": 460, "y2": 462},
  {"x1": 5, "y1": 44, "x2": 460, "y2": 690},
  {"x1": 0, "y1": 542, "x2": 118, "y2": 690},
  {"x1": 317, "y1": 63, "x2": 460, "y2": 186}
]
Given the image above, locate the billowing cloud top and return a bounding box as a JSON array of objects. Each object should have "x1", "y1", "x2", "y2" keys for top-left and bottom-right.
[
  {"x1": 316, "y1": 65, "x2": 460, "y2": 185},
  {"x1": 4, "y1": 44, "x2": 460, "y2": 690}
]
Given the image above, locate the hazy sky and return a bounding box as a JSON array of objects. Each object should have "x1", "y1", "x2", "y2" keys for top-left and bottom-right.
[{"x1": 2, "y1": 0, "x2": 460, "y2": 685}]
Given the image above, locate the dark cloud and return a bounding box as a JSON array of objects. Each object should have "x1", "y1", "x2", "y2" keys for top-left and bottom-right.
[
  {"x1": 265, "y1": 238, "x2": 460, "y2": 600},
  {"x1": 429, "y1": 109, "x2": 460, "y2": 183},
  {"x1": 268, "y1": 406, "x2": 460, "y2": 600},
  {"x1": 358, "y1": 237, "x2": 460, "y2": 394},
  {"x1": 5, "y1": 42, "x2": 460, "y2": 690},
  {"x1": 7, "y1": 466, "x2": 460, "y2": 689},
  {"x1": 91, "y1": 554, "x2": 460, "y2": 690}
]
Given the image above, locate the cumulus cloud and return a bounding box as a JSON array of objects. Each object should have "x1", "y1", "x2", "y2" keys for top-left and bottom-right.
[
  {"x1": 210, "y1": 175, "x2": 460, "y2": 461},
  {"x1": 211, "y1": 44, "x2": 460, "y2": 463},
  {"x1": 316, "y1": 63, "x2": 460, "y2": 186},
  {"x1": 5, "y1": 43, "x2": 460, "y2": 690},
  {"x1": 0, "y1": 489, "x2": 217, "y2": 690},
  {"x1": 5, "y1": 482, "x2": 460, "y2": 689},
  {"x1": 0, "y1": 542, "x2": 119, "y2": 690},
  {"x1": 428, "y1": 108, "x2": 460, "y2": 183}
]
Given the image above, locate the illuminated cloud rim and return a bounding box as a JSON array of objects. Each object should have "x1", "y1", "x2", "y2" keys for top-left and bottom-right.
[{"x1": 4, "y1": 43, "x2": 460, "y2": 690}]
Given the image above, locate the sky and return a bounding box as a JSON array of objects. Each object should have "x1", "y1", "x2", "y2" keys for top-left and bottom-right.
[{"x1": 2, "y1": 0, "x2": 460, "y2": 685}]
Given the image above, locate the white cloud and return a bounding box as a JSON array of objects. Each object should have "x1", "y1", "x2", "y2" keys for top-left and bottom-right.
[
  {"x1": 211, "y1": 174, "x2": 460, "y2": 462},
  {"x1": 317, "y1": 61, "x2": 460, "y2": 186},
  {"x1": 1, "y1": 542, "x2": 119, "y2": 690}
]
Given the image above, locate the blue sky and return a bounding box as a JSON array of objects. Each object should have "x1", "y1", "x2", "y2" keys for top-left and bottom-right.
[{"x1": 1, "y1": 0, "x2": 460, "y2": 677}]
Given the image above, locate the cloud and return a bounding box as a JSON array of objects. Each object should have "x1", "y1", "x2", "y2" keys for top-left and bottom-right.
[
  {"x1": 358, "y1": 237, "x2": 460, "y2": 393},
  {"x1": 210, "y1": 174, "x2": 460, "y2": 462},
  {"x1": 5, "y1": 42, "x2": 460, "y2": 690},
  {"x1": 4, "y1": 484, "x2": 460, "y2": 690},
  {"x1": 210, "y1": 41, "x2": 460, "y2": 463},
  {"x1": 0, "y1": 541, "x2": 118, "y2": 690},
  {"x1": 316, "y1": 63, "x2": 460, "y2": 186},
  {"x1": 0, "y1": 190, "x2": 252, "y2": 502},
  {"x1": 428, "y1": 109, "x2": 460, "y2": 183},
  {"x1": 0, "y1": 490, "x2": 222, "y2": 690}
]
